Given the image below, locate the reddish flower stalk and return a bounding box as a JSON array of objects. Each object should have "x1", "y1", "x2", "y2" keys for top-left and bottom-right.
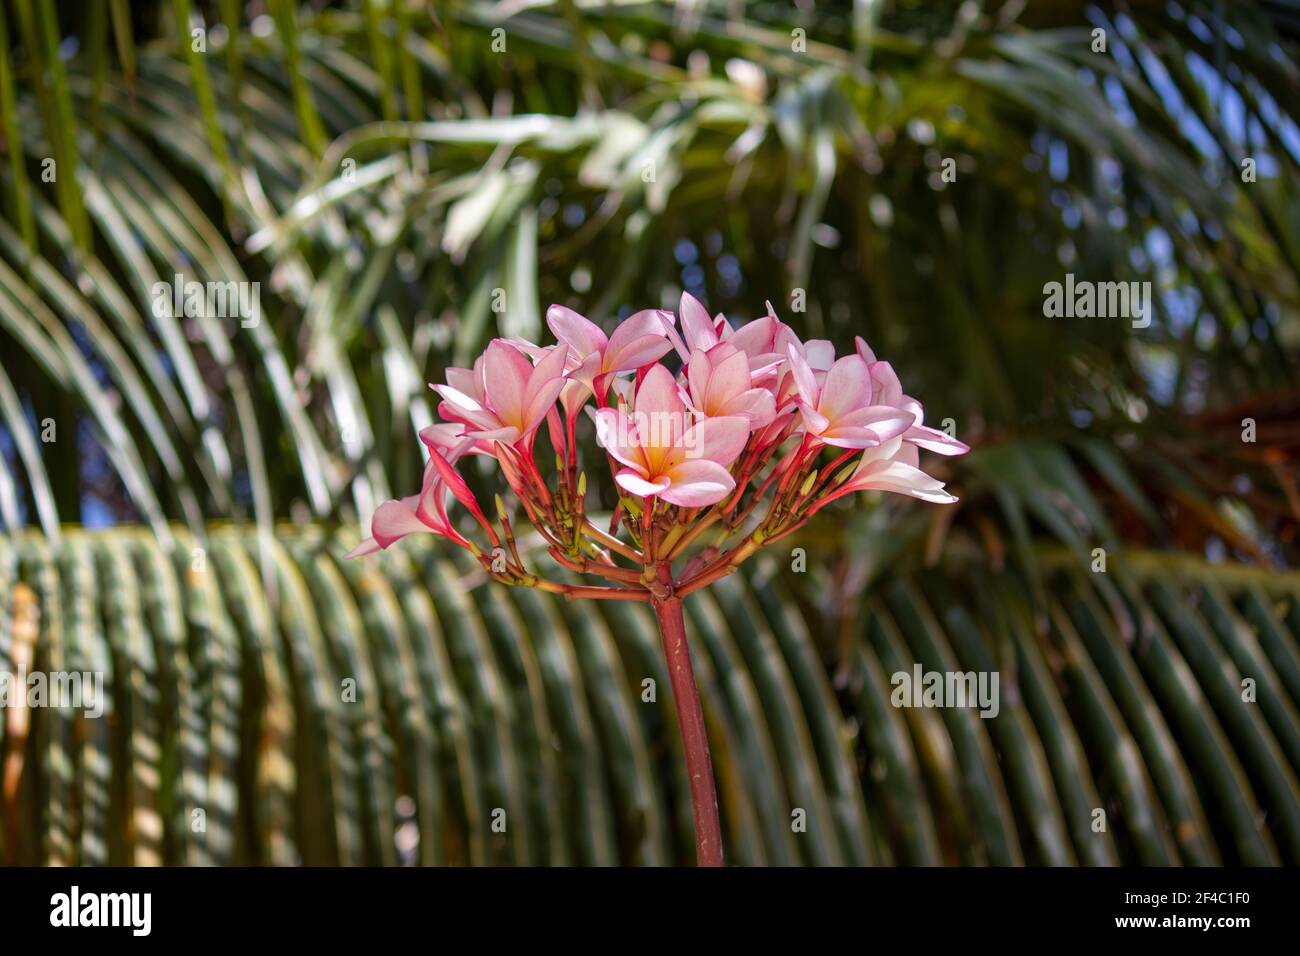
[
  {"x1": 650, "y1": 570, "x2": 723, "y2": 867},
  {"x1": 347, "y1": 294, "x2": 968, "y2": 866}
]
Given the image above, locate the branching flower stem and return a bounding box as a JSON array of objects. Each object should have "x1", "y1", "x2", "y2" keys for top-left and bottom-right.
[
  {"x1": 582, "y1": 519, "x2": 642, "y2": 562},
  {"x1": 531, "y1": 580, "x2": 650, "y2": 601}
]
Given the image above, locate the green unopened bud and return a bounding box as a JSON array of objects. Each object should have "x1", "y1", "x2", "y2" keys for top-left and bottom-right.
[
  {"x1": 800, "y1": 470, "x2": 819, "y2": 497},
  {"x1": 495, "y1": 494, "x2": 509, "y2": 522},
  {"x1": 577, "y1": 472, "x2": 587, "y2": 497},
  {"x1": 556, "y1": 453, "x2": 566, "y2": 474}
]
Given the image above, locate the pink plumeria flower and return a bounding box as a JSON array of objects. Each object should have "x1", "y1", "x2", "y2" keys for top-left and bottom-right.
[
  {"x1": 802, "y1": 339, "x2": 837, "y2": 373},
  {"x1": 511, "y1": 334, "x2": 590, "y2": 423},
  {"x1": 765, "y1": 331, "x2": 833, "y2": 416},
  {"x1": 590, "y1": 364, "x2": 749, "y2": 507},
  {"x1": 432, "y1": 339, "x2": 568, "y2": 448},
  {"x1": 727, "y1": 301, "x2": 802, "y2": 383},
  {"x1": 684, "y1": 342, "x2": 776, "y2": 428},
  {"x1": 810, "y1": 437, "x2": 958, "y2": 515},
  {"x1": 546, "y1": 305, "x2": 675, "y2": 407},
  {"x1": 344, "y1": 469, "x2": 463, "y2": 558},
  {"x1": 417, "y1": 421, "x2": 486, "y2": 459},
  {"x1": 786, "y1": 344, "x2": 914, "y2": 449},
  {"x1": 665, "y1": 292, "x2": 735, "y2": 361},
  {"x1": 342, "y1": 491, "x2": 454, "y2": 558},
  {"x1": 766, "y1": 331, "x2": 832, "y2": 415},
  {"x1": 344, "y1": 425, "x2": 490, "y2": 557},
  {"x1": 855, "y1": 337, "x2": 969, "y2": 456}
]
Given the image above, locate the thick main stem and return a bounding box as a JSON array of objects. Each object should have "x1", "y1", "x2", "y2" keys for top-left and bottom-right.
[{"x1": 651, "y1": 577, "x2": 724, "y2": 867}]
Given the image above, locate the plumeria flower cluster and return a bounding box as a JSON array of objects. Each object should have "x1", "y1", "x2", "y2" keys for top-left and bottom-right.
[
  {"x1": 349, "y1": 292, "x2": 967, "y2": 868},
  {"x1": 347, "y1": 293, "x2": 968, "y2": 606}
]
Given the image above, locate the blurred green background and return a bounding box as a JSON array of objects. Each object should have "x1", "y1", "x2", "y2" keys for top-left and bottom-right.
[{"x1": 0, "y1": 1, "x2": 1298, "y2": 866}]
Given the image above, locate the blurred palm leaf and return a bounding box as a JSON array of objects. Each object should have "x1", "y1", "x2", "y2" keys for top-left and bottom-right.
[{"x1": 3, "y1": 527, "x2": 1300, "y2": 865}]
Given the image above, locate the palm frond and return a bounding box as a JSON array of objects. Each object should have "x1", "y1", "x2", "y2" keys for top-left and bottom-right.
[{"x1": 3, "y1": 527, "x2": 1299, "y2": 866}]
